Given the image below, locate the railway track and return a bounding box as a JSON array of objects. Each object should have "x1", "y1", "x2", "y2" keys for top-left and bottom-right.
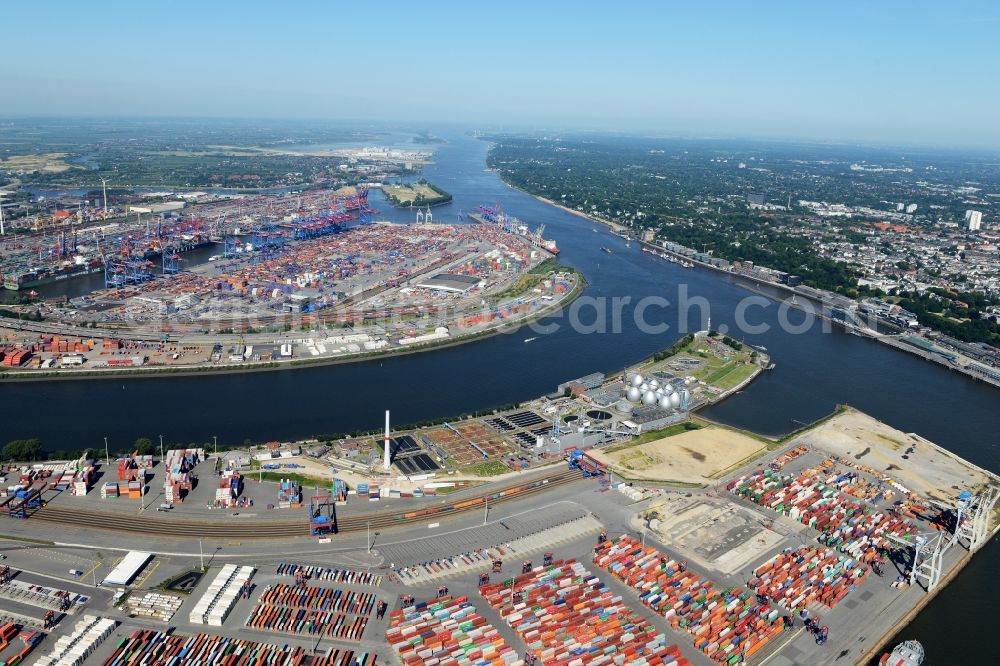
[{"x1": 26, "y1": 470, "x2": 584, "y2": 539}]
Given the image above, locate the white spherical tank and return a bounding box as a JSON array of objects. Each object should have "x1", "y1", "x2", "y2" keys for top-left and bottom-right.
[
  {"x1": 639, "y1": 383, "x2": 650, "y2": 392},
  {"x1": 664, "y1": 384, "x2": 675, "y2": 394},
  {"x1": 631, "y1": 374, "x2": 644, "y2": 387},
  {"x1": 642, "y1": 390, "x2": 657, "y2": 406},
  {"x1": 655, "y1": 387, "x2": 665, "y2": 397},
  {"x1": 684, "y1": 378, "x2": 693, "y2": 386},
  {"x1": 626, "y1": 386, "x2": 642, "y2": 402},
  {"x1": 649, "y1": 379, "x2": 659, "y2": 389},
  {"x1": 670, "y1": 392, "x2": 681, "y2": 408},
  {"x1": 657, "y1": 395, "x2": 673, "y2": 410}
]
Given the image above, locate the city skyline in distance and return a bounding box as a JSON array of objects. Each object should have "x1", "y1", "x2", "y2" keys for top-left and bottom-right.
[{"x1": 2, "y1": 0, "x2": 1000, "y2": 148}]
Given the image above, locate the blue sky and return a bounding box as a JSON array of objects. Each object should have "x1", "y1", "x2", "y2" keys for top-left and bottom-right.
[{"x1": 3, "y1": 0, "x2": 999, "y2": 147}]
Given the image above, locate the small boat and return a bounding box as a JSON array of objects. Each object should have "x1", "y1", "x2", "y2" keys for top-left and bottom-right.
[
  {"x1": 879, "y1": 640, "x2": 924, "y2": 666},
  {"x1": 601, "y1": 247, "x2": 612, "y2": 254},
  {"x1": 524, "y1": 337, "x2": 537, "y2": 343}
]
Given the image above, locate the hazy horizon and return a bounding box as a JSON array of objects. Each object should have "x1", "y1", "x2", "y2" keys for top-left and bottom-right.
[{"x1": 3, "y1": 0, "x2": 1000, "y2": 149}]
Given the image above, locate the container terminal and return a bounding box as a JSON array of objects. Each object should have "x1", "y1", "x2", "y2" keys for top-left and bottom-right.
[
  {"x1": 0, "y1": 193, "x2": 580, "y2": 375},
  {"x1": 0, "y1": 339, "x2": 996, "y2": 666}
]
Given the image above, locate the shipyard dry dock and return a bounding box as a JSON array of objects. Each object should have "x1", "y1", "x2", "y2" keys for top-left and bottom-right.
[{"x1": 0, "y1": 408, "x2": 996, "y2": 666}]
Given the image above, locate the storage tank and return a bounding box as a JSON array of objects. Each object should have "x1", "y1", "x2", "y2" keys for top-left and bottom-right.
[
  {"x1": 670, "y1": 392, "x2": 681, "y2": 408},
  {"x1": 639, "y1": 383, "x2": 650, "y2": 392},
  {"x1": 631, "y1": 374, "x2": 644, "y2": 387},
  {"x1": 657, "y1": 395, "x2": 673, "y2": 410},
  {"x1": 626, "y1": 386, "x2": 642, "y2": 402},
  {"x1": 615, "y1": 399, "x2": 634, "y2": 414},
  {"x1": 642, "y1": 390, "x2": 657, "y2": 406},
  {"x1": 664, "y1": 384, "x2": 675, "y2": 394},
  {"x1": 649, "y1": 379, "x2": 659, "y2": 389}
]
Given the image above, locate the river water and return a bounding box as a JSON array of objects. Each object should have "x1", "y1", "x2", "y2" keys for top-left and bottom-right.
[{"x1": 2, "y1": 132, "x2": 997, "y2": 659}]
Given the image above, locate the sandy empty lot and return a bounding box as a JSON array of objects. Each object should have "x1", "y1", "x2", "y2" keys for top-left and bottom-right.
[
  {"x1": 591, "y1": 426, "x2": 767, "y2": 485},
  {"x1": 796, "y1": 408, "x2": 997, "y2": 501}
]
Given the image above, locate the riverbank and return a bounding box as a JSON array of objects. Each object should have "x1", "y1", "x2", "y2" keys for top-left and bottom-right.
[
  {"x1": 497, "y1": 170, "x2": 1000, "y2": 394},
  {"x1": 0, "y1": 272, "x2": 586, "y2": 382}
]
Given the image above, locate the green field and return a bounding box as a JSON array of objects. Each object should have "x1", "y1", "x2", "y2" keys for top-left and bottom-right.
[
  {"x1": 705, "y1": 362, "x2": 758, "y2": 390},
  {"x1": 466, "y1": 461, "x2": 512, "y2": 476},
  {"x1": 382, "y1": 182, "x2": 452, "y2": 207}
]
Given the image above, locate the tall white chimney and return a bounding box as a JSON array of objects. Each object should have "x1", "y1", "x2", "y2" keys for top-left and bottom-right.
[{"x1": 384, "y1": 410, "x2": 391, "y2": 470}]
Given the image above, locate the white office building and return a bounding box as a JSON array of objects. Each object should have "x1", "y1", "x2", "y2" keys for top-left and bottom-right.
[{"x1": 965, "y1": 210, "x2": 983, "y2": 231}]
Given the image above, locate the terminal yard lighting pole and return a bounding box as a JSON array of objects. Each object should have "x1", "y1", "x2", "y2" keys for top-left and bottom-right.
[
  {"x1": 484, "y1": 495, "x2": 488, "y2": 526},
  {"x1": 199, "y1": 538, "x2": 204, "y2": 571},
  {"x1": 103, "y1": 437, "x2": 109, "y2": 468},
  {"x1": 213, "y1": 436, "x2": 217, "y2": 459},
  {"x1": 159, "y1": 434, "x2": 164, "y2": 462}
]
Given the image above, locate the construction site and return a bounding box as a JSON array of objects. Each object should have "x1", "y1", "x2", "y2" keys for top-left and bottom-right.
[{"x1": 0, "y1": 190, "x2": 580, "y2": 375}]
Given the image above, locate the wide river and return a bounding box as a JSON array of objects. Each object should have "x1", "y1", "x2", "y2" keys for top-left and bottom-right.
[{"x1": 2, "y1": 132, "x2": 997, "y2": 659}]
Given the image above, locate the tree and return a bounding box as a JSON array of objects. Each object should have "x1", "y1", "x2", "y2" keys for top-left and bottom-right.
[
  {"x1": 2, "y1": 439, "x2": 44, "y2": 462},
  {"x1": 134, "y1": 438, "x2": 154, "y2": 455}
]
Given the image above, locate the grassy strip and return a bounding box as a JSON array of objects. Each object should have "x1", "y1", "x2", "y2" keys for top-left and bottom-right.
[
  {"x1": 0, "y1": 534, "x2": 56, "y2": 546},
  {"x1": 710, "y1": 363, "x2": 759, "y2": 391},
  {"x1": 604, "y1": 422, "x2": 701, "y2": 454},
  {"x1": 465, "y1": 461, "x2": 512, "y2": 477},
  {"x1": 251, "y1": 469, "x2": 332, "y2": 489}
]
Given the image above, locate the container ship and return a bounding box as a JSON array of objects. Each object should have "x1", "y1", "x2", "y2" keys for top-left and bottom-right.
[
  {"x1": 3, "y1": 257, "x2": 103, "y2": 291},
  {"x1": 469, "y1": 204, "x2": 560, "y2": 255}
]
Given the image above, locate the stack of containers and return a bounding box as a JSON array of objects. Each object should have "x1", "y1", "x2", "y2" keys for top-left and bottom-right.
[
  {"x1": 0, "y1": 622, "x2": 42, "y2": 666},
  {"x1": 101, "y1": 629, "x2": 376, "y2": 666},
  {"x1": 386, "y1": 596, "x2": 519, "y2": 666},
  {"x1": 274, "y1": 563, "x2": 381, "y2": 586},
  {"x1": 33, "y1": 615, "x2": 117, "y2": 666},
  {"x1": 479, "y1": 559, "x2": 690, "y2": 666},
  {"x1": 124, "y1": 593, "x2": 184, "y2": 622},
  {"x1": 749, "y1": 546, "x2": 866, "y2": 609},
  {"x1": 163, "y1": 480, "x2": 177, "y2": 504},
  {"x1": 278, "y1": 479, "x2": 301, "y2": 509},
  {"x1": 71, "y1": 469, "x2": 90, "y2": 497},
  {"x1": 188, "y1": 565, "x2": 255, "y2": 626},
  {"x1": 244, "y1": 584, "x2": 375, "y2": 640},
  {"x1": 100, "y1": 483, "x2": 118, "y2": 499},
  {"x1": 332, "y1": 478, "x2": 348, "y2": 503},
  {"x1": 727, "y1": 468, "x2": 915, "y2": 563},
  {"x1": 0, "y1": 623, "x2": 19, "y2": 653},
  {"x1": 214, "y1": 486, "x2": 233, "y2": 508},
  {"x1": 593, "y1": 537, "x2": 782, "y2": 663},
  {"x1": 769, "y1": 447, "x2": 808, "y2": 470}
]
